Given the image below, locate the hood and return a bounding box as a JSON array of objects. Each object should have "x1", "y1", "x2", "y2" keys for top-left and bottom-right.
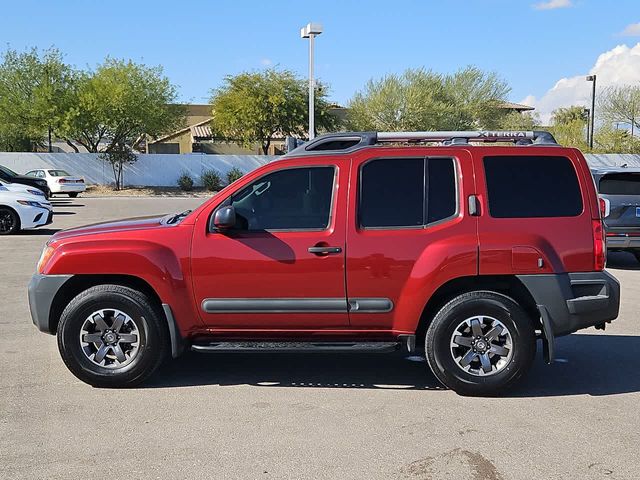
[
  {"x1": 1, "y1": 182, "x2": 45, "y2": 196},
  {"x1": 51, "y1": 214, "x2": 171, "y2": 241},
  {"x1": 0, "y1": 188, "x2": 50, "y2": 204}
]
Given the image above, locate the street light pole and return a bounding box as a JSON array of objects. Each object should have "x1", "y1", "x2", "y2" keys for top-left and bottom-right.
[
  {"x1": 301, "y1": 22, "x2": 323, "y2": 140},
  {"x1": 586, "y1": 75, "x2": 596, "y2": 149}
]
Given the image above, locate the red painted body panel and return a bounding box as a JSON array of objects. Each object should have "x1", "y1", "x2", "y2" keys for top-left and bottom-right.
[
  {"x1": 190, "y1": 156, "x2": 351, "y2": 329},
  {"x1": 472, "y1": 146, "x2": 597, "y2": 274},
  {"x1": 40, "y1": 144, "x2": 601, "y2": 342},
  {"x1": 345, "y1": 148, "x2": 479, "y2": 333}
]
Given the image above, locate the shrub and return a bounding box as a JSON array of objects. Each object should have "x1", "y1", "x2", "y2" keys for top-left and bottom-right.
[
  {"x1": 226, "y1": 167, "x2": 244, "y2": 185},
  {"x1": 177, "y1": 172, "x2": 194, "y2": 191},
  {"x1": 201, "y1": 169, "x2": 223, "y2": 191}
]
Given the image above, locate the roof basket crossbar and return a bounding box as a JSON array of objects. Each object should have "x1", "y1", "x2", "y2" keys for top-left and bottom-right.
[{"x1": 285, "y1": 130, "x2": 558, "y2": 156}]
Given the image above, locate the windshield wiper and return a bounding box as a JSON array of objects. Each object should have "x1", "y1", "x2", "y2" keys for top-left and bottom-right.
[{"x1": 166, "y1": 210, "x2": 192, "y2": 225}]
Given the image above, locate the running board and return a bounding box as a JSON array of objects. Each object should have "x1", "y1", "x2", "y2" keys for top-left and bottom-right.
[{"x1": 191, "y1": 340, "x2": 407, "y2": 354}]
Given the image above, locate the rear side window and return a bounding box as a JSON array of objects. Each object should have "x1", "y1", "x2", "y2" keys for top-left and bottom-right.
[
  {"x1": 598, "y1": 173, "x2": 640, "y2": 195},
  {"x1": 484, "y1": 156, "x2": 583, "y2": 218},
  {"x1": 359, "y1": 158, "x2": 457, "y2": 228}
]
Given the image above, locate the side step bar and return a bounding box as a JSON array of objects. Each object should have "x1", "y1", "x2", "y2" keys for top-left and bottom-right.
[{"x1": 191, "y1": 335, "x2": 416, "y2": 354}]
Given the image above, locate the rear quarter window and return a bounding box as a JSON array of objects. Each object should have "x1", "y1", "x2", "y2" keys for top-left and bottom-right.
[
  {"x1": 484, "y1": 155, "x2": 583, "y2": 218},
  {"x1": 598, "y1": 173, "x2": 640, "y2": 195}
]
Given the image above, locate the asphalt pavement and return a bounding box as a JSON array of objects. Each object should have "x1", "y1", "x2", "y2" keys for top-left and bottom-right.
[{"x1": 1, "y1": 196, "x2": 638, "y2": 479}]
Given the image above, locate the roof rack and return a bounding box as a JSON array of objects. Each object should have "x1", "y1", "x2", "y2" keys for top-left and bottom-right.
[{"x1": 284, "y1": 130, "x2": 559, "y2": 157}]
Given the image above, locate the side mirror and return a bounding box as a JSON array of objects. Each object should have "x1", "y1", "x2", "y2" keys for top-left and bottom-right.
[{"x1": 211, "y1": 205, "x2": 236, "y2": 231}]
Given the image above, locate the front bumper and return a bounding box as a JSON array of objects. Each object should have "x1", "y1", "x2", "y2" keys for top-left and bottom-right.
[
  {"x1": 28, "y1": 274, "x2": 72, "y2": 334},
  {"x1": 517, "y1": 271, "x2": 620, "y2": 337},
  {"x1": 22, "y1": 207, "x2": 53, "y2": 229}
]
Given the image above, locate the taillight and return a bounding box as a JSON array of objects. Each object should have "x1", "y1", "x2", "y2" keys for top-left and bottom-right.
[
  {"x1": 593, "y1": 219, "x2": 606, "y2": 271},
  {"x1": 598, "y1": 197, "x2": 610, "y2": 217},
  {"x1": 57, "y1": 178, "x2": 67, "y2": 183}
]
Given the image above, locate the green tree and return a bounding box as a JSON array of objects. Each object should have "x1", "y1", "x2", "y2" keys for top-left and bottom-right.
[
  {"x1": 210, "y1": 68, "x2": 338, "y2": 154},
  {"x1": 98, "y1": 144, "x2": 137, "y2": 190},
  {"x1": 499, "y1": 111, "x2": 540, "y2": 130},
  {"x1": 593, "y1": 126, "x2": 640, "y2": 153},
  {"x1": 598, "y1": 85, "x2": 640, "y2": 136},
  {"x1": 549, "y1": 106, "x2": 589, "y2": 149},
  {"x1": 61, "y1": 58, "x2": 185, "y2": 152},
  {"x1": 347, "y1": 66, "x2": 510, "y2": 131},
  {"x1": 0, "y1": 47, "x2": 76, "y2": 151},
  {"x1": 551, "y1": 106, "x2": 589, "y2": 125}
]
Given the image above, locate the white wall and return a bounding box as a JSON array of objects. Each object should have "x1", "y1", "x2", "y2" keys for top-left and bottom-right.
[
  {"x1": 1, "y1": 152, "x2": 639, "y2": 187},
  {"x1": 0, "y1": 152, "x2": 276, "y2": 187}
]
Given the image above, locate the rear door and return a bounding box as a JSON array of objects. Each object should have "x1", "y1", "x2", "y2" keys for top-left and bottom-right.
[{"x1": 345, "y1": 148, "x2": 478, "y2": 333}]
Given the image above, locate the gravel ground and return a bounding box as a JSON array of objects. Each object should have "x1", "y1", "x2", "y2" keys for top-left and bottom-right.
[{"x1": 1, "y1": 196, "x2": 638, "y2": 480}]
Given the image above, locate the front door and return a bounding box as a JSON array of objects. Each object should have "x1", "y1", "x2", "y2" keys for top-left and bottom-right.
[{"x1": 191, "y1": 159, "x2": 350, "y2": 329}]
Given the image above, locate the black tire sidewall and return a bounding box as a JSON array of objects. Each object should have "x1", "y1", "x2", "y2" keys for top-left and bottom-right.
[
  {"x1": 58, "y1": 289, "x2": 163, "y2": 387},
  {"x1": 0, "y1": 207, "x2": 19, "y2": 235},
  {"x1": 427, "y1": 293, "x2": 535, "y2": 395}
]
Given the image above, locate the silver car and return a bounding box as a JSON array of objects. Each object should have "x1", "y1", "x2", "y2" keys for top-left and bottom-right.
[{"x1": 592, "y1": 167, "x2": 640, "y2": 262}]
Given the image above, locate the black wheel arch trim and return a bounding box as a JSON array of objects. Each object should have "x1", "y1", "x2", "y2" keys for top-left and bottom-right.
[{"x1": 29, "y1": 273, "x2": 185, "y2": 358}]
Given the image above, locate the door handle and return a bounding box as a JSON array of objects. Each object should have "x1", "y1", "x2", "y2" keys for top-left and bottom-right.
[{"x1": 308, "y1": 246, "x2": 342, "y2": 255}]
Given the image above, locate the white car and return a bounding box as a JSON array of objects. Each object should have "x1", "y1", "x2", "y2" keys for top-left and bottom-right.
[
  {"x1": 0, "y1": 178, "x2": 47, "y2": 198},
  {"x1": 0, "y1": 188, "x2": 53, "y2": 235},
  {"x1": 25, "y1": 169, "x2": 86, "y2": 197}
]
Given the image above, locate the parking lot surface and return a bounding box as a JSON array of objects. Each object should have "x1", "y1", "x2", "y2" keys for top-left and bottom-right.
[{"x1": 1, "y1": 196, "x2": 639, "y2": 479}]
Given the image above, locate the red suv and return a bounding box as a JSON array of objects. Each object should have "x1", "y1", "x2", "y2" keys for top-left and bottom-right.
[{"x1": 28, "y1": 131, "x2": 620, "y2": 395}]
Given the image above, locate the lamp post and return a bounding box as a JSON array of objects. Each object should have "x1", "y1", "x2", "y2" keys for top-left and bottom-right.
[
  {"x1": 586, "y1": 75, "x2": 596, "y2": 149},
  {"x1": 300, "y1": 22, "x2": 323, "y2": 140}
]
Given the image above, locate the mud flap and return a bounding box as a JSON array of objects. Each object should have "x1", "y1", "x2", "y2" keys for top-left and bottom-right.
[{"x1": 537, "y1": 304, "x2": 555, "y2": 364}]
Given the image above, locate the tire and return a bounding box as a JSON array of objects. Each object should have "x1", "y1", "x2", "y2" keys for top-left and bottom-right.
[
  {"x1": 68, "y1": 192, "x2": 79, "y2": 198},
  {"x1": 57, "y1": 284, "x2": 168, "y2": 388},
  {"x1": 425, "y1": 291, "x2": 536, "y2": 396},
  {"x1": 0, "y1": 206, "x2": 20, "y2": 235}
]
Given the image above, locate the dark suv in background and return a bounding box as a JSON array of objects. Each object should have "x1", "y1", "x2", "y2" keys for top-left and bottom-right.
[
  {"x1": 0, "y1": 164, "x2": 50, "y2": 198},
  {"x1": 592, "y1": 167, "x2": 640, "y2": 262}
]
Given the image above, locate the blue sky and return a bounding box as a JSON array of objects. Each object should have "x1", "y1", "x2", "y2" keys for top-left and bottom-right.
[{"x1": 2, "y1": 0, "x2": 639, "y2": 119}]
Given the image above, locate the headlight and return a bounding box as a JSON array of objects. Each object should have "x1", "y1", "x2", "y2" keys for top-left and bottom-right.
[
  {"x1": 37, "y1": 246, "x2": 55, "y2": 273},
  {"x1": 27, "y1": 189, "x2": 45, "y2": 196},
  {"x1": 17, "y1": 200, "x2": 43, "y2": 207}
]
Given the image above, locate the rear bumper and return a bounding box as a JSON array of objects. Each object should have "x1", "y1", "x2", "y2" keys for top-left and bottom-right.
[
  {"x1": 606, "y1": 234, "x2": 640, "y2": 250},
  {"x1": 51, "y1": 184, "x2": 86, "y2": 193},
  {"x1": 28, "y1": 273, "x2": 72, "y2": 334},
  {"x1": 517, "y1": 271, "x2": 620, "y2": 337}
]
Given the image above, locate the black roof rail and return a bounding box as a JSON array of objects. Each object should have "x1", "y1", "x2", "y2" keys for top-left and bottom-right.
[{"x1": 284, "y1": 130, "x2": 559, "y2": 157}]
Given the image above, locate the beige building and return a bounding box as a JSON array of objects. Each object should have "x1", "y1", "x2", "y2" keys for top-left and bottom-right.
[{"x1": 147, "y1": 104, "x2": 286, "y2": 155}]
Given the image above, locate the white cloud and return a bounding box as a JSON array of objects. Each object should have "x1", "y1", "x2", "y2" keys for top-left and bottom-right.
[
  {"x1": 260, "y1": 58, "x2": 273, "y2": 66},
  {"x1": 521, "y1": 43, "x2": 640, "y2": 123},
  {"x1": 620, "y1": 23, "x2": 640, "y2": 37},
  {"x1": 532, "y1": 0, "x2": 573, "y2": 10}
]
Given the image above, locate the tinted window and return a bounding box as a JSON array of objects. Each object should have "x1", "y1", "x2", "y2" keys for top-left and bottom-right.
[
  {"x1": 48, "y1": 170, "x2": 70, "y2": 177},
  {"x1": 360, "y1": 158, "x2": 424, "y2": 228},
  {"x1": 0, "y1": 165, "x2": 18, "y2": 177},
  {"x1": 230, "y1": 167, "x2": 334, "y2": 230},
  {"x1": 599, "y1": 173, "x2": 640, "y2": 195},
  {"x1": 484, "y1": 156, "x2": 582, "y2": 218},
  {"x1": 359, "y1": 158, "x2": 457, "y2": 228},
  {"x1": 428, "y1": 159, "x2": 456, "y2": 223}
]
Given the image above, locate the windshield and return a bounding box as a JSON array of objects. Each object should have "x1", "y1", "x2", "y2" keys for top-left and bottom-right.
[
  {"x1": 48, "y1": 170, "x2": 71, "y2": 176},
  {"x1": 0, "y1": 165, "x2": 18, "y2": 176}
]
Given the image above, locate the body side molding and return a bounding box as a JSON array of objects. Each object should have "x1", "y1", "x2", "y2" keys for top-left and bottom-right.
[{"x1": 201, "y1": 297, "x2": 394, "y2": 314}]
